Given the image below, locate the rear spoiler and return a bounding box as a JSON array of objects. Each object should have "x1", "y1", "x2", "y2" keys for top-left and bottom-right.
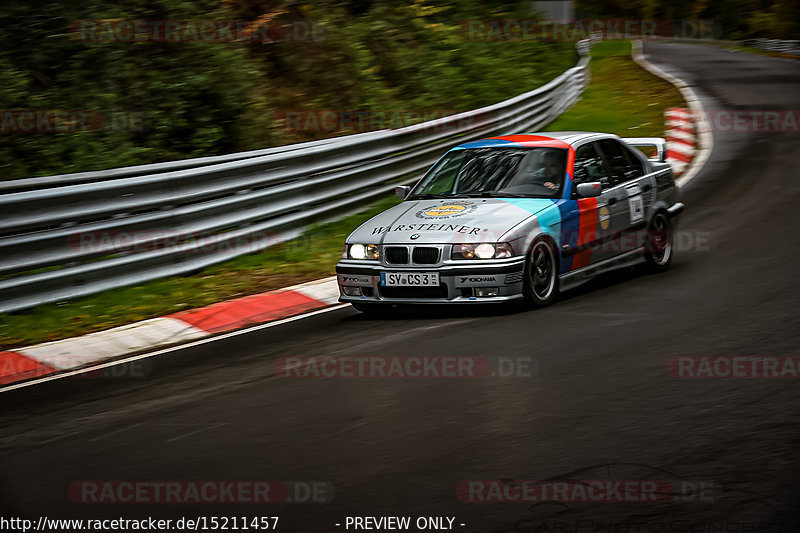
[{"x1": 622, "y1": 137, "x2": 667, "y2": 163}]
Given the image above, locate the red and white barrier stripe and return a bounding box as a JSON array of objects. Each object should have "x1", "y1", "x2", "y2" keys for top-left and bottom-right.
[
  {"x1": 664, "y1": 107, "x2": 697, "y2": 176},
  {"x1": 0, "y1": 277, "x2": 340, "y2": 386},
  {"x1": 632, "y1": 40, "x2": 712, "y2": 188}
]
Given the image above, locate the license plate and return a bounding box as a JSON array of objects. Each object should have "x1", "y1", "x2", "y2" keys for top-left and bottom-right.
[{"x1": 380, "y1": 272, "x2": 439, "y2": 287}]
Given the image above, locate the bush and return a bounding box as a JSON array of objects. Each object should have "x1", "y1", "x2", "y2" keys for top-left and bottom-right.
[{"x1": 0, "y1": 0, "x2": 577, "y2": 180}]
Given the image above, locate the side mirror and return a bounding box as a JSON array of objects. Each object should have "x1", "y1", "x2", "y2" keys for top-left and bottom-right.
[
  {"x1": 395, "y1": 185, "x2": 411, "y2": 199},
  {"x1": 576, "y1": 182, "x2": 602, "y2": 198}
]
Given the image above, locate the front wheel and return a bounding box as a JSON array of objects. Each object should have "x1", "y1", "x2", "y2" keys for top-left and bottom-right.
[
  {"x1": 643, "y1": 211, "x2": 674, "y2": 272},
  {"x1": 523, "y1": 238, "x2": 558, "y2": 308}
]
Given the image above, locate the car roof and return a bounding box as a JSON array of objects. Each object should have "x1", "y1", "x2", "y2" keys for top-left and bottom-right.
[{"x1": 452, "y1": 132, "x2": 614, "y2": 150}]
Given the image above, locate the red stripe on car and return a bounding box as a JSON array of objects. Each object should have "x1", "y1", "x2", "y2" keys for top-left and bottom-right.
[{"x1": 571, "y1": 197, "x2": 599, "y2": 270}]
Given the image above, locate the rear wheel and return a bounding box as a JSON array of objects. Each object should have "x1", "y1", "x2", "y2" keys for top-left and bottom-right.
[
  {"x1": 643, "y1": 211, "x2": 673, "y2": 272},
  {"x1": 523, "y1": 238, "x2": 558, "y2": 308}
]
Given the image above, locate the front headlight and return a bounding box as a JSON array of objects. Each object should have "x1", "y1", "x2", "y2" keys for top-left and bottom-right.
[
  {"x1": 347, "y1": 243, "x2": 379, "y2": 260},
  {"x1": 451, "y1": 242, "x2": 513, "y2": 260}
]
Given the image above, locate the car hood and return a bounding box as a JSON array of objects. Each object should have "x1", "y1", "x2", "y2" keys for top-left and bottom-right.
[{"x1": 348, "y1": 198, "x2": 557, "y2": 244}]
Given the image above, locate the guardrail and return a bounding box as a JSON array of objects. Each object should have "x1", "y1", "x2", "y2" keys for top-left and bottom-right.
[
  {"x1": 0, "y1": 39, "x2": 592, "y2": 314},
  {"x1": 743, "y1": 38, "x2": 800, "y2": 56},
  {"x1": 0, "y1": 132, "x2": 380, "y2": 194}
]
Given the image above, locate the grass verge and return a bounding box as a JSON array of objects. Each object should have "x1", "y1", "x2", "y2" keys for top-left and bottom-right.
[
  {"x1": 547, "y1": 40, "x2": 684, "y2": 135},
  {"x1": 726, "y1": 45, "x2": 800, "y2": 60},
  {"x1": 0, "y1": 197, "x2": 399, "y2": 349},
  {"x1": 0, "y1": 40, "x2": 687, "y2": 349}
]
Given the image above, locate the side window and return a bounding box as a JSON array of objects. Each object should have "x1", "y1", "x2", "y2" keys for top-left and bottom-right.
[
  {"x1": 622, "y1": 145, "x2": 645, "y2": 179},
  {"x1": 597, "y1": 139, "x2": 642, "y2": 184},
  {"x1": 573, "y1": 143, "x2": 611, "y2": 190}
]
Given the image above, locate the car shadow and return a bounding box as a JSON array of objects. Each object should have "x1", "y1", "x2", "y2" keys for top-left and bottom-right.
[{"x1": 344, "y1": 261, "x2": 687, "y2": 322}]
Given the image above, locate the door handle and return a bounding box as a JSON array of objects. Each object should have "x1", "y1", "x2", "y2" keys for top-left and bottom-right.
[
  {"x1": 608, "y1": 197, "x2": 617, "y2": 206},
  {"x1": 643, "y1": 184, "x2": 652, "y2": 192}
]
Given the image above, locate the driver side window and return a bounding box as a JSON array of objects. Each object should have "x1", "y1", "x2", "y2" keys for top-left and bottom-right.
[
  {"x1": 597, "y1": 139, "x2": 643, "y2": 185},
  {"x1": 573, "y1": 142, "x2": 611, "y2": 189}
]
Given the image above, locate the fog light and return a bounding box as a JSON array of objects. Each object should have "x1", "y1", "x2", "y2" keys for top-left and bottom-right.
[
  {"x1": 342, "y1": 286, "x2": 362, "y2": 296},
  {"x1": 475, "y1": 287, "x2": 499, "y2": 297}
]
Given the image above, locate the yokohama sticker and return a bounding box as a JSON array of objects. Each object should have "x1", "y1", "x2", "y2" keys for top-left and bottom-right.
[
  {"x1": 456, "y1": 276, "x2": 500, "y2": 287},
  {"x1": 338, "y1": 275, "x2": 372, "y2": 286}
]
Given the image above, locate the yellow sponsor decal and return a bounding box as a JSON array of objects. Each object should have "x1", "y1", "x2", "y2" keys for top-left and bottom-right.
[
  {"x1": 599, "y1": 206, "x2": 611, "y2": 230},
  {"x1": 424, "y1": 205, "x2": 467, "y2": 217}
]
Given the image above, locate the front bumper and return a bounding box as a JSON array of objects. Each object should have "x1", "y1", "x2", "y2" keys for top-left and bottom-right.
[{"x1": 336, "y1": 257, "x2": 526, "y2": 305}]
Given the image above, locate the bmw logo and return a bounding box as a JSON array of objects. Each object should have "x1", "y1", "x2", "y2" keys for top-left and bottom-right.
[{"x1": 410, "y1": 233, "x2": 420, "y2": 240}]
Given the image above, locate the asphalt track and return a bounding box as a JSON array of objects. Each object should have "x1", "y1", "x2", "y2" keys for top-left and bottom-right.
[{"x1": 2, "y1": 42, "x2": 800, "y2": 532}]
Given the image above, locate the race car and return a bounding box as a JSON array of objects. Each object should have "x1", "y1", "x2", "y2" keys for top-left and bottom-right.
[{"x1": 335, "y1": 132, "x2": 684, "y2": 312}]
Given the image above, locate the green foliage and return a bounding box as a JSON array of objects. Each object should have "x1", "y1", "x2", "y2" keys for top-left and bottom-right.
[
  {"x1": 0, "y1": 0, "x2": 268, "y2": 179},
  {"x1": 574, "y1": 0, "x2": 799, "y2": 39},
  {"x1": 251, "y1": 1, "x2": 576, "y2": 144},
  {"x1": 0, "y1": 0, "x2": 577, "y2": 179}
]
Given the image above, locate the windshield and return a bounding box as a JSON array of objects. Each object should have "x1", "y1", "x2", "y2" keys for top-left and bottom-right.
[{"x1": 409, "y1": 147, "x2": 567, "y2": 199}]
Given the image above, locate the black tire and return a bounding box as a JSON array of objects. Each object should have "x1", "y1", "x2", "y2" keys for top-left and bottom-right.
[
  {"x1": 523, "y1": 238, "x2": 559, "y2": 308},
  {"x1": 643, "y1": 211, "x2": 674, "y2": 272}
]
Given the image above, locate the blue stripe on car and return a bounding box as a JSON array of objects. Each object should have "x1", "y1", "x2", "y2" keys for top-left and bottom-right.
[
  {"x1": 500, "y1": 199, "x2": 566, "y2": 271},
  {"x1": 454, "y1": 139, "x2": 520, "y2": 149},
  {"x1": 556, "y1": 200, "x2": 579, "y2": 273}
]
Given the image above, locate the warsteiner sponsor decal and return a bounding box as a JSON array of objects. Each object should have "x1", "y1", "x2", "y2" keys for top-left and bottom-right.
[
  {"x1": 416, "y1": 201, "x2": 478, "y2": 219},
  {"x1": 371, "y1": 223, "x2": 483, "y2": 235}
]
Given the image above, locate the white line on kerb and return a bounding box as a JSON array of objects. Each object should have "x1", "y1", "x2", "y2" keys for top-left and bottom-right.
[
  {"x1": 631, "y1": 40, "x2": 714, "y2": 188},
  {"x1": 0, "y1": 304, "x2": 351, "y2": 394}
]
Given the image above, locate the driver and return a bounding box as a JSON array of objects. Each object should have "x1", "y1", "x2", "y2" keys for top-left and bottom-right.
[{"x1": 539, "y1": 151, "x2": 563, "y2": 190}]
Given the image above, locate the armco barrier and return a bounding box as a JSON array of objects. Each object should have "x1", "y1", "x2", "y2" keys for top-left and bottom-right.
[
  {"x1": 744, "y1": 38, "x2": 800, "y2": 56},
  {"x1": 0, "y1": 39, "x2": 592, "y2": 313}
]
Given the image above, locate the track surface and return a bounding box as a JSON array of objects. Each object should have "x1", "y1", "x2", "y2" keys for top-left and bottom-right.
[{"x1": 2, "y1": 43, "x2": 799, "y2": 532}]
